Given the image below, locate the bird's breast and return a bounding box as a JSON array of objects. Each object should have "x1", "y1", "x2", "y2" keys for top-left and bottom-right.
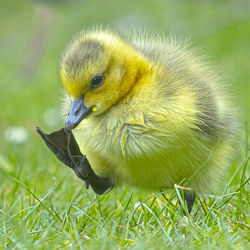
[{"x1": 73, "y1": 113, "x2": 208, "y2": 190}]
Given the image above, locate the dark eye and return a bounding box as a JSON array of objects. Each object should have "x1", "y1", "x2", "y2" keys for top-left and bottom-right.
[{"x1": 90, "y1": 74, "x2": 104, "y2": 88}]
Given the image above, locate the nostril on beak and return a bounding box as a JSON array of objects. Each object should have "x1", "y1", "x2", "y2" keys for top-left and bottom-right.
[{"x1": 74, "y1": 109, "x2": 79, "y2": 116}]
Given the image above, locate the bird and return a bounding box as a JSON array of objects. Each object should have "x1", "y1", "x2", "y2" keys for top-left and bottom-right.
[{"x1": 58, "y1": 27, "x2": 237, "y2": 213}]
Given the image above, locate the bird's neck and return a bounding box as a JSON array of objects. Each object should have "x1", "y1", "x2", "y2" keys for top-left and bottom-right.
[{"x1": 119, "y1": 49, "x2": 153, "y2": 101}]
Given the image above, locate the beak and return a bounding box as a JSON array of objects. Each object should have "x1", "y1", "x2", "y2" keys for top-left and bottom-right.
[{"x1": 65, "y1": 97, "x2": 93, "y2": 130}]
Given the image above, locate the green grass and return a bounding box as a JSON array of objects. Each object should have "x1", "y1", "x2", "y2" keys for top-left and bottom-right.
[{"x1": 0, "y1": 0, "x2": 249, "y2": 249}]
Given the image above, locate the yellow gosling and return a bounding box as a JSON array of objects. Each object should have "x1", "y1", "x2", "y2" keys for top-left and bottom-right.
[{"x1": 60, "y1": 28, "x2": 237, "y2": 210}]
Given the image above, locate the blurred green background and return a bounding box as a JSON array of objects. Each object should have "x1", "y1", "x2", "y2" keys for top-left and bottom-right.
[
  {"x1": 0, "y1": 0, "x2": 249, "y2": 248},
  {"x1": 0, "y1": 0, "x2": 249, "y2": 202},
  {"x1": 0, "y1": 0, "x2": 249, "y2": 145},
  {"x1": 0, "y1": 0, "x2": 249, "y2": 198}
]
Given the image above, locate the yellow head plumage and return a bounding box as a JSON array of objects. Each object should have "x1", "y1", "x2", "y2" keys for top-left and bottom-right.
[{"x1": 60, "y1": 30, "x2": 150, "y2": 116}]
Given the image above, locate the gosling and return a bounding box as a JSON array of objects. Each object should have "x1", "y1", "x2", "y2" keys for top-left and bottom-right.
[{"x1": 59, "y1": 28, "x2": 236, "y2": 212}]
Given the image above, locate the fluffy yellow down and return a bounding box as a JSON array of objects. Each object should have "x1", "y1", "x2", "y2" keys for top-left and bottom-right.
[{"x1": 60, "y1": 28, "x2": 237, "y2": 194}]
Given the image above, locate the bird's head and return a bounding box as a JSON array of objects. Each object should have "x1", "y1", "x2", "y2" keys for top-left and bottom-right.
[{"x1": 60, "y1": 30, "x2": 150, "y2": 130}]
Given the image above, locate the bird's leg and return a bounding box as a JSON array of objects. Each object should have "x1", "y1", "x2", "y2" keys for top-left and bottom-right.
[
  {"x1": 36, "y1": 127, "x2": 113, "y2": 195},
  {"x1": 177, "y1": 190, "x2": 196, "y2": 215},
  {"x1": 183, "y1": 191, "x2": 196, "y2": 214}
]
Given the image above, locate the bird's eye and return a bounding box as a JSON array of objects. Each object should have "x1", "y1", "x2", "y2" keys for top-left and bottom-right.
[{"x1": 90, "y1": 74, "x2": 104, "y2": 89}]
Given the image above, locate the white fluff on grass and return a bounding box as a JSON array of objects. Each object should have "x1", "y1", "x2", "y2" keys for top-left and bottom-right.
[{"x1": 4, "y1": 126, "x2": 29, "y2": 145}]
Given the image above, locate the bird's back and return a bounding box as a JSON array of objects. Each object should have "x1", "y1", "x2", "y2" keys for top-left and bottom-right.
[{"x1": 126, "y1": 32, "x2": 237, "y2": 141}]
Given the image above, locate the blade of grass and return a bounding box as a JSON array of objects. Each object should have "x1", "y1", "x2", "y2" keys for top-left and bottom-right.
[
  {"x1": 224, "y1": 155, "x2": 250, "y2": 194},
  {"x1": 8, "y1": 176, "x2": 62, "y2": 223}
]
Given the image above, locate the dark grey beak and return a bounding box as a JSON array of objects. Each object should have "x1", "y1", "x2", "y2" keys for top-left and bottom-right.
[{"x1": 65, "y1": 97, "x2": 93, "y2": 130}]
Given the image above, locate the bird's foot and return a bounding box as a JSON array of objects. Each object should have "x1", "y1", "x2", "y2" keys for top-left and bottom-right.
[
  {"x1": 36, "y1": 127, "x2": 113, "y2": 195},
  {"x1": 181, "y1": 191, "x2": 196, "y2": 215},
  {"x1": 184, "y1": 191, "x2": 196, "y2": 214}
]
